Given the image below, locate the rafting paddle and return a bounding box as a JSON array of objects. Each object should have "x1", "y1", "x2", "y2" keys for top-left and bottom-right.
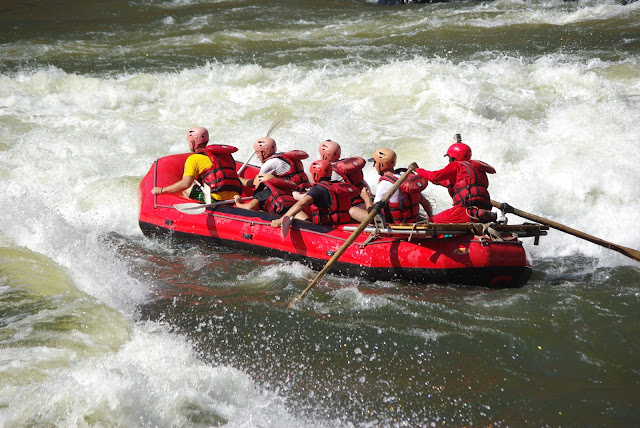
[
  {"x1": 237, "y1": 113, "x2": 285, "y2": 175},
  {"x1": 196, "y1": 180, "x2": 211, "y2": 204},
  {"x1": 287, "y1": 163, "x2": 419, "y2": 308},
  {"x1": 281, "y1": 215, "x2": 292, "y2": 240},
  {"x1": 174, "y1": 197, "x2": 252, "y2": 215},
  {"x1": 491, "y1": 199, "x2": 640, "y2": 262}
]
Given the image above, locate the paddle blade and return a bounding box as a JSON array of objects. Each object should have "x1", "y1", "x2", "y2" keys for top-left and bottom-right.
[
  {"x1": 174, "y1": 203, "x2": 207, "y2": 215},
  {"x1": 287, "y1": 295, "x2": 300, "y2": 309},
  {"x1": 266, "y1": 113, "x2": 285, "y2": 138},
  {"x1": 201, "y1": 182, "x2": 211, "y2": 204},
  {"x1": 281, "y1": 216, "x2": 292, "y2": 240}
]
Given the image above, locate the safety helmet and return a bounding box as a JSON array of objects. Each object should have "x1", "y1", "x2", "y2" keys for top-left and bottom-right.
[
  {"x1": 370, "y1": 148, "x2": 396, "y2": 175},
  {"x1": 318, "y1": 140, "x2": 341, "y2": 163},
  {"x1": 309, "y1": 160, "x2": 333, "y2": 183},
  {"x1": 445, "y1": 143, "x2": 472, "y2": 162},
  {"x1": 253, "y1": 137, "x2": 277, "y2": 162},
  {"x1": 186, "y1": 127, "x2": 209, "y2": 152}
]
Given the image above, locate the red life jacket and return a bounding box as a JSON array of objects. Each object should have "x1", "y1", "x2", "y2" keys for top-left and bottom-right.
[
  {"x1": 307, "y1": 181, "x2": 356, "y2": 225},
  {"x1": 264, "y1": 150, "x2": 311, "y2": 188},
  {"x1": 332, "y1": 156, "x2": 367, "y2": 204},
  {"x1": 332, "y1": 156, "x2": 366, "y2": 204},
  {"x1": 448, "y1": 160, "x2": 495, "y2": 210},
  {"x1": 258, "y1": 178, "x2": 298, "y2": 215},
  {"x1": 196, "y1": 145, "x2": 243, "y2": 194},
  {"x1": 379, "y1": 172, "x2": 428, "y2": 224},
  {"x1": 331, "y1": 157, "x2": 366, "y2": 189}
]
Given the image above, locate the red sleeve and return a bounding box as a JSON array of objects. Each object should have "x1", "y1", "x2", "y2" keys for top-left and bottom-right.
[{"x1": 416, "y1": 163, "x2": 459, "y2": 184}]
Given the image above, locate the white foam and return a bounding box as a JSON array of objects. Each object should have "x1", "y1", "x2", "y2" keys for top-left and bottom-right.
[
  {"x1": 0, "y1": 321, "x2": 301, "y2": 426},
  {"x1": 2, "y1": 53, "x2": 639, "y2": 268}
]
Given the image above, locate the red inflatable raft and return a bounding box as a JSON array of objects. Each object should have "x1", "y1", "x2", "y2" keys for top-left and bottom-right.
[{"x1": 138, "y1": 154, "x2": 547, "y2": 288}]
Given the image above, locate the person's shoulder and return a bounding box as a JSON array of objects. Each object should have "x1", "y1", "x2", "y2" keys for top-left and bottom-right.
[
  {"x1": 194, "y1": 153, "x2": 214, "y2": 164},
  {"x1": 188, "y1": 153, "x2": 209, "y2": 161},
  {"x1": 469, "y1": 160, "x2": 495, "y2": 174},
  {"x1": 378, "y1": 173, "x2": 395, "y2": 182},
  {"x1": 271, "y1": 156, "x2": 289, "y2": 164},
  {"x1": 309, "y1": 182, "x2": 329, "y2": 194},
  {"x1": 185, "y1": 153, "x2": 200, "y2": 165},
  {"x1": 263, "y1": 157, "x2": 284, "y2": 166}
]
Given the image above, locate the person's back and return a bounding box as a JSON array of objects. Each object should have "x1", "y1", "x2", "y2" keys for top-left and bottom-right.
[
  {"x1": 349, "y1": 148, "x2": 432, "y2": 224},
  {"x1": 416, "y1": 137, "x2": 495, "y2": 223},
  {"x1": 331, "y1": 157, "x2": 367, "y2": 191},
  {"x1": 248, "y1": 137, "x2": 311, "y2": 188},
  {"x1": 237, "y1": 174, "x2": 297, "y2": 215},
  {"x1": 193, "y1": 144, "x2": 242, "y2": 199},
  {"x1": 378, "y1": 169, "x2": 428, "y2": 224},
  {"x1": 305, "y1": 181, "x2": 355, "y2": 225},
  {"x1": 318, "y1": 139, "x2": 369, "y2": 207},
  {"x1": 151, "y1": 127, "x2": 241, "y2": 201},
  {"x1": 270, "y1": 160, "x2": 356, "y2": 228},
  {"x1": 262, "y1": 150, "x2": 310, "y2": 187}
]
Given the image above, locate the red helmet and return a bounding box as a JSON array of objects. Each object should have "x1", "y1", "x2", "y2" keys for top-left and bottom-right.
[
  {"x1": 186, "y1": 127, "x2": 209, "y2": 152},
  {"x1": 445, "y1": 143, "x2": 471, "y2": 162},
  {"x1": 253, "y1": 137, "x2": 277, "y2": 163},
  {"x1": 309, "y1": 160, "x2": 332, "y2": 183},
  {"x1": 318, "y1": 140, "x2": 341, "y2": 163}
]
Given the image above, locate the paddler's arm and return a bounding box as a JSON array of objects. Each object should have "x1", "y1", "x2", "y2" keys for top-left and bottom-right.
[
  {"x1": 348, "y1": 187, "x2": 374, "y2": 223},
  {"x1": 416, "y1": 164, "x2": 456, "y2": 184},
  {"x1": 271, "y1": 195, "x2": 313, "y2": 228},
  {"x1": 239, "y1": 176, "x2": 254, "y2": 188},
  {"x1": 361, "y1": 186, "x2": 374, "y2": 211},
  {"x1": 419, "y1": 194, "x2": 433, "y2": 221},
  {"x1": 234, "y1": 194, "x2": 260, "y2": 210},
  {"x1": 151, "y1": 175, "x2": 195, "y2": 195}
]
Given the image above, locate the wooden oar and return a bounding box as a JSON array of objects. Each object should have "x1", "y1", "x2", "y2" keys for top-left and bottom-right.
[
  {"x1": 237, "y1": 113, "x2": 285, "y2": 175},
  {"x1": 287, "y1": 163, "x2": 419, "y2": 308},
  {"x1": 491, "y1": 199, "x2": 640, "y2": 262},
  {"x1": 174, "y1": 197, "x2": 252, "y2": 215}
]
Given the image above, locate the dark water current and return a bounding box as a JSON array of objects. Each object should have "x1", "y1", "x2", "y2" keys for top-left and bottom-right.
[
  {"x1": 2, "y1": 0, "x2": 639, "y2": 74},
  {"x1": 118, "y1": 232, "x2": 640, "y2": 426}
]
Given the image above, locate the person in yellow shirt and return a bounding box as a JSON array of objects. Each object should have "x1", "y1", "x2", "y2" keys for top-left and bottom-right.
[{"x1": 151, "y1": 127, "x2": 242, "y2": 201}]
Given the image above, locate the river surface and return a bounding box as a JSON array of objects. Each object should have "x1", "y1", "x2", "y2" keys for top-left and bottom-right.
[{"x1": 1, "y1": 0, "x2": 639, "y2": 426}]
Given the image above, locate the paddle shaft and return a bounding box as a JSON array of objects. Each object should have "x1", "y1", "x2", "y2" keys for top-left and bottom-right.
[
  {"x1": 491, "y1": 200, "x2": 640, "y2": 262},
  {"x1": 174, "y1": 197, "x2": 252, "y2": 214},
  {"x1": 288, "y1": 163, "x2": 419, "y2": 308},
  {"x1": 237, "y1": 152, "x2": 255, "y2": 175}
]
